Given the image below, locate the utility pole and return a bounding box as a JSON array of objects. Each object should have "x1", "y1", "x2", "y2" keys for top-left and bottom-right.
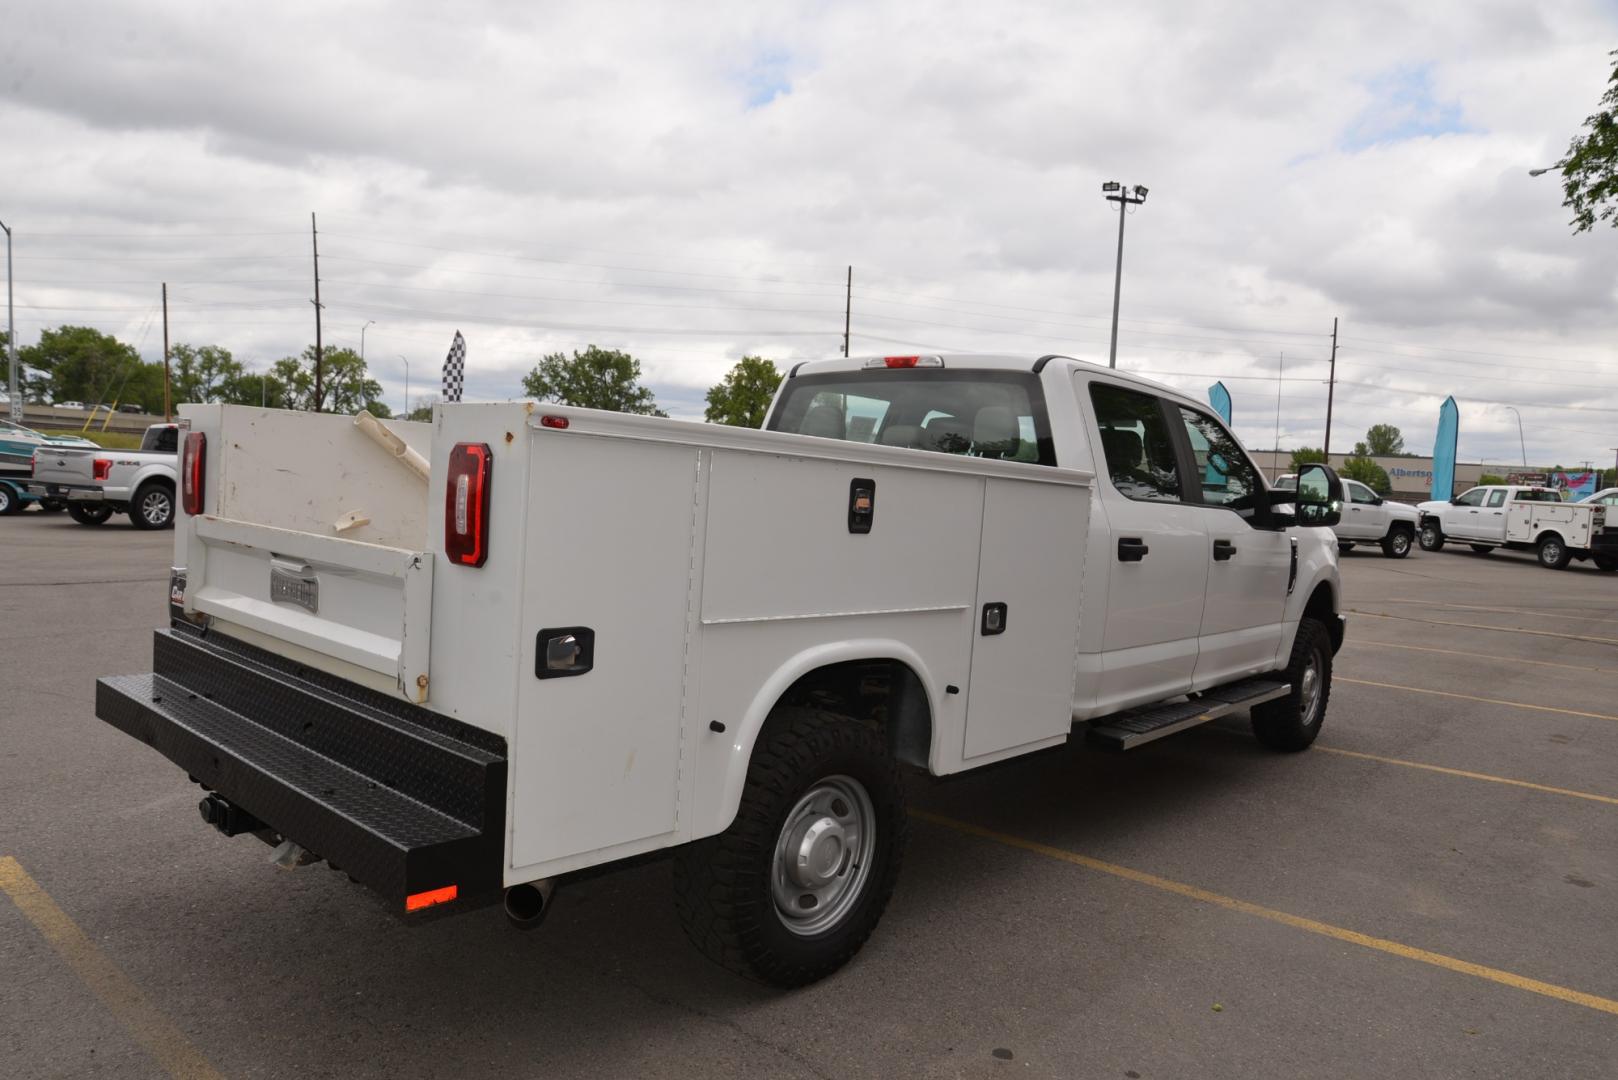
[
  {"x1": 842, "y1": 266, "x2": 852, "y2": 357},
  {"x1": 399, "y1": 355, "x2": 410, "y2": 418},
  {"x1": 1102, "y1": 182, "x2": 1149, "y2": 368},
  {"x1": 311, "y1": 212, "x2": 324, "y2": 411},
  {"x1": 1322, "y1": 317, "x2": 1338, "y2": 457},
  {"x1": 161, "y1": 283, "x2": 171, "y2": 421},
  {"x1": 2, "y1": 218, "x2": 16, "y2": 422}
]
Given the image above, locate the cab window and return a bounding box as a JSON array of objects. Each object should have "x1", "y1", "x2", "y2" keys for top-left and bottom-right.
[
  {"x1": 1177, "y1": 406, "x2": 1263, "y2": 520},
  {"x1": 1454, "y1": 488, "x2": 1486, "y2": 507},
  {"x1": 1486, "y1": 490, "x2": 1507, "y2": 508},
  {"x1": 1347, "y1": 481, "x2": 1377, "y2": 505},
  {"x1": 1089, "y1": 384, "x2": 1181, "y2": 502}
]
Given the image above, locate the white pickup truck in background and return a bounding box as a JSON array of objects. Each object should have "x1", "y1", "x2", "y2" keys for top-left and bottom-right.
[
  {"x1": 1417, "y1": 484, "x2": 1617, "y2": 571},
  {"x1": 1278, "y1": 474, "x2": 1418, "y2": 558},
  {"x1": 95, "y1": 354, "x2": 1346, "y2": 986},
  {"x1": 28, "y1": 422, "x2": 180, "y2": 528}
]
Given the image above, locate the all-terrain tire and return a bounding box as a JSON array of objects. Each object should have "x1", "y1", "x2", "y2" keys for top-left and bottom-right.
[
  {"x1": 68, "y1": 503, "x2": 113, "y2": 526},
  {"x1": 1538, "y1": 534, "x2": 1572, "y2": 570},
  {"x1": 1418, "y1": 521, "x2": 1445, "y2": 551},
  {"x1": 673, "y1": 705, "x2": 906, "y2": 988},
  {"x1": 1251, "y1": 618, "x2": 1332, "y2": 753}
]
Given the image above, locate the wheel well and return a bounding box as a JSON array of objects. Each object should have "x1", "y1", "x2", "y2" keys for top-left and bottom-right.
[
  {"x1": 1303, "y1": 581, "x2": 1343, "y2": 653},
  {"x1": 1388, "y1": 520, "x2": 1414, "y2": 535},
  {"x1": 776, "y1": 659, "x2": 933, "y2": 770},
  {"x1": 136, "y1": 476, "x2": 174, "y2": 493},
  {"x1": 1536, "y1": 530, "x2": 1564, "y2": 545}
]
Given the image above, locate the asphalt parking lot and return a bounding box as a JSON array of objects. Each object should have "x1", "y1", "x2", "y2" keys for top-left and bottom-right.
[{"x1": 3, "y1": 510, "x2": 1616, "y2": 1078}]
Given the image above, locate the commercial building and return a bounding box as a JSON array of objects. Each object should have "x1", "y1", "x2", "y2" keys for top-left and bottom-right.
[{"x1": 1248, "y1": 451, "x2": 1484, "y2": 502}]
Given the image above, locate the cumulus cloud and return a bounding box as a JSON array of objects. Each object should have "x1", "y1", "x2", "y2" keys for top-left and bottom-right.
[{"x1": 2, "y1": 0, "x2": 1615, "y2": 468}]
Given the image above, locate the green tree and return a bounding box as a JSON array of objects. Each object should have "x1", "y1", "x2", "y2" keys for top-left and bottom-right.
[
  {"x1": 1479, "y1": 473, "x2": 1507, "y2": 485},
  {"x1": 1342, "y1": 442, "x2": 1392, "y2": 494},
  {"x1": 169, "y1": 343, "x2": 245, "y2": 404},
  {"x1": 521, "y1": 345, "x2": 666, "y2": 415},
  {"x1": 1289, "y1": 446, "x2": 1326, "y2": 471},
  {"x1": 704, "y1": 356, "x2": 781, "y2": 427},
  {"x1": 18, "y1": 325, "x2": 142, "y2": 407},
  {"x1": 215, "y1": 370, "x2": 287, "y2": 408},
  {"x1": 269, "y1": 346, "x2": 390, "y2": 415},
  {"x1": 1363, "y1": 424, "x2": 1404, "y2": 456},
  {"x1": 1551, "y1": 50, "x2": 1618, "y2": 233}
]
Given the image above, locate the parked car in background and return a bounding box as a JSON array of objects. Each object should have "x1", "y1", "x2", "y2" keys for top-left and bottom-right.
[
  {"x1": 1275, "y1": 474, "x2": 1416, "y2": 557},
  {"x1": 52, "y1": 401, "x2": 87, "y2": 410},
  {"x1": 1417, "y1": 485, "x2": 1616, "y2": 570},
  {"x1": 117, "y1": 403, "x2": 146, "y2": 414},
  {"x1": 27, "y1": 422, "x2": 179, "y2": 528}
]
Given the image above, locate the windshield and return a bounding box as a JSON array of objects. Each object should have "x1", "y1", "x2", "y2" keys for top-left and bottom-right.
[{"x1": 767, "y1": 370, "x2": 1056, "y2": 466}]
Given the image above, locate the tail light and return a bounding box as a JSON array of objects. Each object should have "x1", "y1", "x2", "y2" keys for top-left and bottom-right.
[
  {"x1": 863, "y1": 355, "x2": 944, "y2": 369},
  {"x1": 445, "y1": 442, "x2": 492, "y2": 567},
  {"x1": 181, "y1": 432, "x2": 206, "y2": 516},
  {"x1": 93, "y1": 457, "x2": 112, "y2": 481}
]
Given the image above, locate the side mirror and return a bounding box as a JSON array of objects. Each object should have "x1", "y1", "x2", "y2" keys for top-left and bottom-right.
[{"x1": 1295, "y1": 464, "x2": 1342, "y2": 528}]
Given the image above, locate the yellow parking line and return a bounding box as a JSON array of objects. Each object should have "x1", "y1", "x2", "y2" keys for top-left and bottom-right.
[
  {"x1": 1348, "y1": 609, "x2": 1618, "y2": 647},
  {"x1": 913, "y1": 812, "x2": 1618, "y2": 1017},
  {"x1": 0, "y1": 856, "x2": 221, "y2": 1080},
  {"x1": 1337, "y1": 676, "x2": 1618, "y2": 722},
  {"x1": 1344, "y1": 639, "x2": 1618, "y2": 675},
  {"x1": 1314, "y1": 747, "x2": 1618, "y2": 807}
]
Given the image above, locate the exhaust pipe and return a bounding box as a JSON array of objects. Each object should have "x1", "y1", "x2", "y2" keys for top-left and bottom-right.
[{"x1": 504, "y1": 879, "x2": 555, "y2": 930}]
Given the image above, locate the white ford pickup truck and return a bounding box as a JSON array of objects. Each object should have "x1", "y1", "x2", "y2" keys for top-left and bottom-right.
[
  {"x1": 96, "y1": 354, "x2": 1346, "y2": 986},
  {"x1": 28, "y1": 422, "x2": 179, "y2": 528}
]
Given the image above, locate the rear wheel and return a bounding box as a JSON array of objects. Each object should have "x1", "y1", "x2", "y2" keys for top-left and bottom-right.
[
  {"x1": 130, "y1": 482, "x2": 175, "y2": 530},
  {"x1": 1252, "y1": 618, "x2": 1331, "y2": 752},
  {"x1": 1380, "y1": 527, "x2": 1412, "y2": 559},
  {"x1": 0, "y1": 484, "x2": 18, "y2": 516},
  {"x1": 674, "y1": 705, "x2": 906, "y2": 987},
  {"x1": 68, "y1": 503, "x2": 113, "y2": 526},
  {"x1": 1595, "y1": 555, "x2": 1617, "y2": 573},
  {"x1": 1469, "y1": 544, "x2": 1493, "y2": 554},
  {"x1": 1538, "y1": 534, "x2": 1572, "y2": 570},
  {"x1": 1418, "y1": 521, "x2": 1445, "y2": 551}
]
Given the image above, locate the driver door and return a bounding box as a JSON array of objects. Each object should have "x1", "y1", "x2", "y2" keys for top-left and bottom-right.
[
  {"x1": 1341, "y1": 481, "x2": 1383, "y2": 539},
  {"x1": 1444, "y1": 487, "x2": 1488, "y2": 539},
  {"x1": 1176, "y1": 406, "x2": 1292, "y2": 688}
]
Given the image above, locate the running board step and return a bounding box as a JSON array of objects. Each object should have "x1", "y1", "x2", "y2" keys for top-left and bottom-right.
[{"x1": 1087, "y1": 678, "x2": 1290, "y2": 751}]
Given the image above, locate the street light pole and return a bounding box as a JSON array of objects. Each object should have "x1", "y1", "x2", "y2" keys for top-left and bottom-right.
[
  {"x1": 1, "y1": 218, "x2": 16, "y2": 421},
  {"x1": 1504, "y1": 405, "x2": 1527, "y2": 466},
  {"x1": 1102, "y1": 182, "x2": 1149, "y2": 368},
  {"x1": 398, "y1": 355, "x2": 409, "y2": 418}
]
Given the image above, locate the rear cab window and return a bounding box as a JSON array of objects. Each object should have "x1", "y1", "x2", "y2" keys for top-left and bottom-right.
[
  {"x1": 1514, "y1": 489, "x2": 1562, "y2": 503},
  {"x1": 1088, "y1": 383, "x2": 1182, "y2": 502},
  {"x1": 767, "y1": 369, "x2": 1056, "y2": 466}
]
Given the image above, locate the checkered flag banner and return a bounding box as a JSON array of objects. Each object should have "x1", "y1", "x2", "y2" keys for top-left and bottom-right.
[{"x1": 441, "y1": 330, "x2": 466, "y2": 402}]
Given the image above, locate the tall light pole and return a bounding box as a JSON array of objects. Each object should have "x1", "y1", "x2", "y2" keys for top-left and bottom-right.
[
  {"x1": 360, "y1": 320, "x2": 375, "y2": 364},
  {"x1": 1, "y1": 218, "x2": 16, "y2": 421},
  {"x1": 1503, "y1": 405, "x2": 1527, "y2": 466},
  {"x1": 398, "y1": 355, "x2": 409, "y2": 418},
  {"x1": 1102, "y1": 182, "x2": 1149, "y2": 368}
]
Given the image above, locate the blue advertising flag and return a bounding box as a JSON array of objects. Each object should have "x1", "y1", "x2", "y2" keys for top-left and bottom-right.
[
  {"x1": 1208, "y1": 381, "x2": 1232, "y2": 425},
  {"x1": 1431, "y1": 396, "x2": 1458, "y2": 500}
]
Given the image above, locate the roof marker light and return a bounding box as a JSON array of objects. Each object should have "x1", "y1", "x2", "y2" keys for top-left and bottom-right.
[{"x1": 539, "y1": 415, "x2": 570, "y2": 429}]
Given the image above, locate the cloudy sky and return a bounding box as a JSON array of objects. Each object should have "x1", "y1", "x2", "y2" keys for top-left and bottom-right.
[{"x1": 3, "y1": 0, "x2": 1616, "y2": 469}]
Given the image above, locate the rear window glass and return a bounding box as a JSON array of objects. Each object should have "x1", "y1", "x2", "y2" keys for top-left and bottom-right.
[{"x1": 767, "y1": 370, "x2": 1056, "y2": 466}]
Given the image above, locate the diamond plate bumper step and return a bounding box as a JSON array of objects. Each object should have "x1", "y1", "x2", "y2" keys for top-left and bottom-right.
[
  {"x1": 1086, "y1": 677, "x2": 1290, "y2": 751},
  {"x1": 97, "y1": 628, "x2": 507, "y2": 916}
]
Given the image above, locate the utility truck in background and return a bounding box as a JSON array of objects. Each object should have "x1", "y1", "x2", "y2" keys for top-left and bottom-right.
[
  {"x1": 1417, "y1": 484, "x2": 1617, "y2": 570},
  {"x1": 96, "y1": 354, "x2": 1346, "y2": 987}
]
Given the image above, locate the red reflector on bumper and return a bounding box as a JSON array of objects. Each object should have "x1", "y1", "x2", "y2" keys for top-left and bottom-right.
[{"x1": 405, "y1": 884, "x2": 458, "y2": 912}]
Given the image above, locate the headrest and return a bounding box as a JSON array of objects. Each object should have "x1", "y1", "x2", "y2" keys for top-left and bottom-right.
[
  {"x1": 800, "y1": 403, "x2": 846, "y2": 440},
  {"x1": 878, "y1": 424, "x2": 921, "y2": 448},
  {"x1": 1100, "y1": 428, "x2": 1144, "y2": 470},
  {"x1": 973, "y1": 406, "x2": 1020, "y2": 459}
]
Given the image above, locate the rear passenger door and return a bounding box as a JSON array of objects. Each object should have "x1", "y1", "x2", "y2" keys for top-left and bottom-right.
[
  {"x1": 1084, "y1": 380, "x2": 1209, "y2": 709},
  {"x1": 1175, "y1": 406, "x2": 1293, "y2": 688},
  {"x1": 1480, "y1": 488, "x2": 1509, "y2": 540}
]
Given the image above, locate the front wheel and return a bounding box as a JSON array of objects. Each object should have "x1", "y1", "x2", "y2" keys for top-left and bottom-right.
[
  {"x1": 1252, "y1": 618, "x2": 1332, "y2": 752},
  {"x1": 129, "y1": 483, "x2": 175, "y2": 530},
  {"x1": 68, "y1": 503, "x2": 113, "y2": 526},
  {"x1": 1380, "y1": 528, "x2": 1412, "y2": 559},
  {"x1": 1469, "y1": 544, "x2": 1493, "y2": 555},
  {"x1": 1418, "y1": 522, "x2": 1445, "y2": 551},
  {"x1": 1538, "y1": 535, "x2": 1572, "y2": 570},
  {"x1": 674, "y1": 706, "x2": 906, "y2": 987}
]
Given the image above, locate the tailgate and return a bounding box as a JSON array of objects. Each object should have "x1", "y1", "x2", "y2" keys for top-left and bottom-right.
[
  {"x1": 31, "y1": 446, "x2": 97, "y2": 486},
  {"x1": 180, "y1": 516, "x2": 434, "y2": 702}
]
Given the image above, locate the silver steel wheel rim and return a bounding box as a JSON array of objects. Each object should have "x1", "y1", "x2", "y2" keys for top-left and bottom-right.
[
  {"x1": 142, "y1": 490, "x2": 170, "y2": 525},
  {"x1": 1392, "y1": 533, "x2": 1409, "y2": 554},
  {"x1": 1299, "y1": 654, "x2": 1323, "y2": 727},
  {"x1": 1543, "y1": 541, "x2": 1562, "y2": 565},
  {"x1": 1420, "y1": 526, "x2": 1436, "y2": 546},
  {"x1": 0, "y1": 489, "x2": 10, "y2": 511},
  {"x1": 771, "y1": 775, "x2": 876, "y2": 937}
]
